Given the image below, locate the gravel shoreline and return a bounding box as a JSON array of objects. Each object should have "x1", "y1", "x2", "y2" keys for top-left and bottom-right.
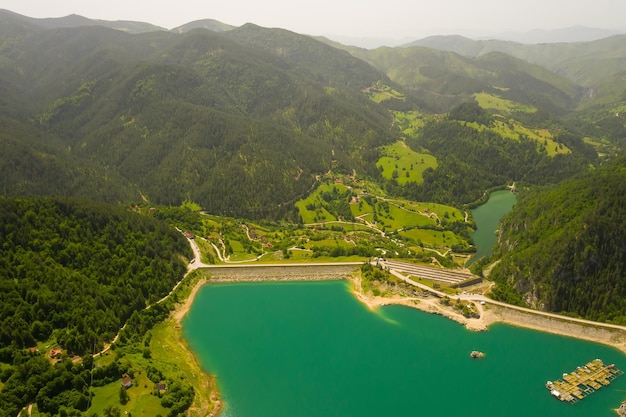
[
  {"x1": 203, "y1": 264, "x2": 626, "y2": 353},
  {"x1": 174, "y1": 264, "x2": 626, "y2": 416}
]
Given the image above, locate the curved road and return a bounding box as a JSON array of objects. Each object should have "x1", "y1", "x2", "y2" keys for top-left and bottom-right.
[
  {"x1": 186, "y1": 234, "x2": 626, "y2": 334},
  {"x1": 187, "y1": 233, "x2": 626, "y2": 333},
  {"x1": 97, "y1": 234, "x2": 626, "y2": 359},
  {"x1": 387, "y1": 269, "x2": 626, "y2": 333}
]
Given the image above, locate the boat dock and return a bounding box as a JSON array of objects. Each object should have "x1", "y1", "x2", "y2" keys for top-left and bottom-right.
[{"x1": 546, "y1": 359, "x2": 623, "y2": 403}]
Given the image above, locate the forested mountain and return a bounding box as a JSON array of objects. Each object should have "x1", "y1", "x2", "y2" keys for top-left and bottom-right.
[
  {"x1": 404, "y1": 33, "x2": 626, "y2": 87},
  {"x1": 0, "y1": 12, "x2": 620, "y2": 220},
  {"x1": 0, "y1": 9, "x2": 623, "y2": 218},
  {"x1": 0, "y1": 197, "x2": 191, "y2": 353},
  {"x1": 345, "y1": 44, "x2": 583, "y2": 114},
  {"x1": 0, "y1": 197, "x2": 192, "y2": 416},
  {"x1": 488, "y1": 155, "x2": 626, "y2": 323},
  {"x1": 0, "y1": 13, "x2": 396, "y2": 218}
]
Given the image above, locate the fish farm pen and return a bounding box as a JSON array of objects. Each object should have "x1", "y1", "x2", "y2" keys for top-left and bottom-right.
[{"x1": 545, "y1": 359, "x2": 623, "y2": 403}]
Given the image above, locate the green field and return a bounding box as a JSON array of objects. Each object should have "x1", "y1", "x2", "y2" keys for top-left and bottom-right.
[
  {"x1": 475, "y1": 92, "x2": 536, "y2": 114},
  {"x1": 291, "y1": 180, "x2": 471, "y2": 260},
  {"x1": 295, "y1": 182, "x2": 347, "y2": 224},
  {"x1": 384, "y1": 199, "x2": 464, "y2": 222},
  {"x1": 350, "y1": 196, "x2": 374, "y2": 218},
  {"x1": 227, "y1": 239, "x2": 259, "y2": 261},
  {"x1": 399, "y1": 228, "x2": 463, "y2": 248},
  {"x1": 365, "y1": 82, "x2": 406, "y2": 103},
  {"x1": 466, "y1": 117, "x2": 571, "y2": 157},
  {"x1": 393, "y1": 110, "x2": 432, "y2": 138},
  {"x1": 377, "y1": 141, "x2": 438, "y2": 185},
  {"x1": 88, "y1": 361, "x2": 168, "y2": 417},
  {"x1": 374, "y1": 202, "x2": 436, "y2": 231}
]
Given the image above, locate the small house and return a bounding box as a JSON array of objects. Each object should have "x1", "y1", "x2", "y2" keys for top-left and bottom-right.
[
  {"x1": 49, "y1": 348, "x2": 62, "y2": 359},
  {"x1": 155, "y1": 382, "x2": 167, "y2": 395},
  {"x1": 121, "y1": 373, "x2": 132, "y2": 389}
]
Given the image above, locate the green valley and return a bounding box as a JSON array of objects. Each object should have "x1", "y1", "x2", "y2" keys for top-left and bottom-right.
[{"x1": 1, "y1": 8, "x2": 626, "y2": 417}]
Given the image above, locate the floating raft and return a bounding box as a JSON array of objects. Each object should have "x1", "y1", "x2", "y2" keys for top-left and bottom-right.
[
  {"x1": 469, "y1": 350, "x2": 485, "y2": 359},
  {"x1": 546, "y1": 359, "x2": 623, "y2": 404}
]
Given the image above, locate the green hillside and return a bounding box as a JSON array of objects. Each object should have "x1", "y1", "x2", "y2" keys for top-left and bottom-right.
[
  {"x1": 0, "y1": 197, "x2": 191, "y2": 416},
  {"x1": 350, "y1": 45, "x2": 582, "y2": 114},
  {"x1": 0, "y1": 19, "x2": 396, "y2": 218},
  {"x1": 488, "y1": 155, "x2": 626, "y2": 323},
  {"x1": 388, "y1": 102, "x2": 592, "y2": 205},
  {"x1": 376, "y1": 141, "x2": 437, "y2": 185}
]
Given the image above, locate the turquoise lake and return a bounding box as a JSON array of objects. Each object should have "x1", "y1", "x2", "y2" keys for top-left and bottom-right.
[
  {"x1": 183, "y1": 280, "x2": 626, "y2": 417},
  {"x1": 468, "y1": 189, "x2": 517, "y2": 265}
]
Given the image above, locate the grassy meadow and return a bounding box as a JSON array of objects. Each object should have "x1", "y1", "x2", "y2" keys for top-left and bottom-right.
[
  {"x1": 376, "y1": 141, "x2": 438, "y2": 185},
  {"x1": 474, "y1": 92, "x2": 536, "y2": 114},
  {"x1": 472, "y1": 92, "x2": 571, "y2": 156},
  {"x1": 365, "y1": 82, "x2": 406, "y2": 103},
  {"x1": 393, "y1": 110, "x2": 432, "y2": 138}
]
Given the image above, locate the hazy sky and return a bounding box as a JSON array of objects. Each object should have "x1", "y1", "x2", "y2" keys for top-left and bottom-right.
[{"x1": 3, "y1": 0, "x2": 626, "y2": 40}]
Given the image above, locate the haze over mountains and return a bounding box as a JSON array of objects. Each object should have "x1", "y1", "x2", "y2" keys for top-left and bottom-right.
[
  {"x1": 1, "y1": 8, "x2": 625, "y2": 214},
  {"x1": 2, "y1": 8, "x2": 625, "y2": 46}
]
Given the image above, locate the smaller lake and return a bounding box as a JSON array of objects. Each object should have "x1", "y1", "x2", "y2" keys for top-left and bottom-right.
[{"x1": 468, "y1": 189, "x2": 517, "y2": 265}]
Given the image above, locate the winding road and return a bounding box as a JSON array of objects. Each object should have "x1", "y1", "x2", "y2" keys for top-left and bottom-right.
[
  {"x1": 187, "y1": 236, "x2": 626, "y2": 334},
  {"x1": 98, "y1": 233, "x2": 626, "y2": 358},
  {"x1": 385, "y1": 264, "x2": 626, "y2": 333}
]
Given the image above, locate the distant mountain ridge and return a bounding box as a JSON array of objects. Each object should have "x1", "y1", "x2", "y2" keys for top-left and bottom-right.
[
  {"x1": 0, "y1": 9, "x2": 236, "y2": 35},
  {"x1": 0, "y1": 8, "x2": 166, "y2": 34},
  {"x1": 404, "y1": 33, "x2": 626, "y2": 86},
  {"x1": 171, "y1": 19, "x2": 235, "y2": 34},
  {"x1": 486, "y1": 26, "x2": 624, "y2": 44}
]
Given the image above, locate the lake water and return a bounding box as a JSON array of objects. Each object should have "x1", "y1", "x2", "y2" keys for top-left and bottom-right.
[
  {"x1": 183, "y1": 280, "x2": 626, "y2": 417},
  {"x1": 467, "y1": 190, "x2": 517, "y2": 265}
]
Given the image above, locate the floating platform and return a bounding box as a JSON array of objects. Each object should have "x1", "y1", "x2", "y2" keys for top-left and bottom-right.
[
  {"x1": 545, "y1": 359, "x2": 623, "y2": 404},
  {"x1": 470, "y1": 350, "x2": 485, "y2": 359}
]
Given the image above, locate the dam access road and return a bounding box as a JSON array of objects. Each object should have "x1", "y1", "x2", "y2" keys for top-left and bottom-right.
[{"x1": 183, "y1": 234, "x2": 626, "y2": 337}]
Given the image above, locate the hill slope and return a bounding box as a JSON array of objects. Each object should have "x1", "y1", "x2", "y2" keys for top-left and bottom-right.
[
  {"x1": 347, "y1": 44, "x2": 582, "y2": 114},
  {"x1": 488, "y1": 155, "x2": 626, "y2": 323},
  {"x1": 0, "y1": 16, "x2": 396, "y2": 218},
  {"x1": 0, "y1": 197, "x2": 191, "y2": 353},
  {"x1": 0, "y1": 10, "x2": 621, "y2": 218}
]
